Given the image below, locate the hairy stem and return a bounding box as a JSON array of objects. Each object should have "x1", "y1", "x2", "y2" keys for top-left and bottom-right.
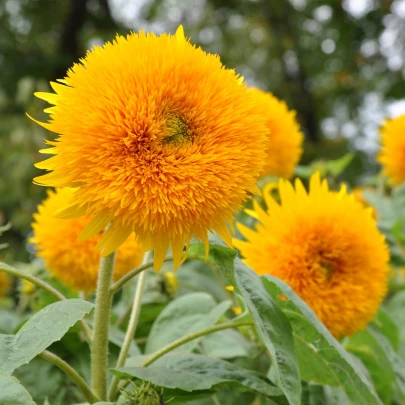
[
  {"x1": 91, "y1": 251, "x2": 116, "y2": 400},
  {"x1": 0, "y1": 262, "x2": 92, "y2": 344},
  {"x1": 108, "y1": 251, "x2": 152, "y2": 401},
  {"x1": 116, "y1": 320, "x2": 254, "y2": 395},
  {"x1": 110, "y1": 256, "x2": 172, "y2": 294},
  {"x1": 39, "y1": 350, "x2": 100, "y2": 404},
  {"x1": 141, "y1": 321, "x2": 254, "y2": 367}
]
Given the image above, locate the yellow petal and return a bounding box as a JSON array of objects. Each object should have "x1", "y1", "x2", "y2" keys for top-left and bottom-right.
[
  {"x1": 78, "y1": 211, "x2": 113, "y2": 241},
  {"x1": 53, "y1": 202, "x2": 88, "y2": 219},
  {"x1": 171, "y1": 237, "x2": 185, "y2": 270},
  {"x1": 153, "y1": 235, "x2": 170, "y2": 272},
  {"x1": 213, "y1": 221, "x2": 233, "y2": 248},
  {"x1": 34, "y1": 92, "x2": 59, "y2": 104},
  {"x1": 175, "y1": 25, "x2": 185, "y2": 40},
  {"x1": 98, "y1": 224, "x2": 132, "y2": 257},
  {"x1": 26, "y1": 113, "x2": 54, "y2": 132}
]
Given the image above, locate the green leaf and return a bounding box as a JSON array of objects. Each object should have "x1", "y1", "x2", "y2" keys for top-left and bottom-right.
[
  {"x1": 200, "y1": 329, "x2": 251, "y2": 359},
  {"x1": 145, "y1": 292, "x2": 230, "y2": 354},
  {"x1": 262, "y1": 275, "x2": 383, "y2": 405},
  {"x1": 188, "y1": 243, "x2": 237, "y2": 269},
  {"x1": 14, "y1": 357, "x2": 64, "y2": 405},
  {"x1": 218, "y1": 260, "x2": 301, "y2": 405},
  {"x1": 368, "y1": 327, "x2": 405, "y2": 403},
  {"x1": 0, "y1": 299, "x2": 93, "y2": 374},
  {"x1": 372, "y1": 310, "x2": 399, "y2": 350},
  {"x1": 346, "y1": 328, "x2": 395, "y2": 404},
  {"x1": 112, "y1": 353, "x2": 284, "y2": 400},
  {"x1": 0, "y1": 371, "x2": 36, "y2": 404}
]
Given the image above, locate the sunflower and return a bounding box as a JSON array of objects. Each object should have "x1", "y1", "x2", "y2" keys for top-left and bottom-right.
[
  {"x1": 352, "y1": 186, "x2": 377, "y2": 219},
  {"x1": 30, "y1": 27, "x2": 268, "y2": 270},
  {"x1": 234, "y1": 173, "x2": 389, "y2": 338},
  {"x1": 250, "y1": 88, "x2": 303, "y2": 179},
  {"x1": 378, "y1": 114, "x2": 405, "y2": 184},
  {"x1": 30, "y1": 188, "x2": 144, "y2": 291},
  {"x1": 0, "y1": 272, "x2": 11, "y2": 298}
]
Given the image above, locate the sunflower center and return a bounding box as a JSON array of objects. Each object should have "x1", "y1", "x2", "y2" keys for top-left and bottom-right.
[
  {"x1": 318, "y1": 259, "x2": 334, "y2": 280},
  {"x1": 161, "y1": 113, "x2": 192, "y2": 146}
]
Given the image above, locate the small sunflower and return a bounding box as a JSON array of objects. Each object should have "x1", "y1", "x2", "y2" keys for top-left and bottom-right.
[
  {"x1": 31, "y1": 188, "x2": 143, "y2": 291},
  {"x1": 234, "y1": 173, "x2": 389, "y2": 338},
  {"x1": 0, "y1": 272, "x2": 11, "y2": 298},
  {"x1": 30, "y1": 27, "x2": 268, "y2": 270},
  {"x1": 250, "y1": 88, "x2": 303, "y2": 179},
  {"x1": 378, "y1": 114, "x2": 405, "y2": 184}
]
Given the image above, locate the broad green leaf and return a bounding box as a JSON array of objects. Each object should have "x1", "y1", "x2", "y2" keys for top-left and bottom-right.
[
  {"x1": 0, "y1": 371, "x2": 36, "y2": 404},
  {"x1": 145, "y1": 292, "x2": 230, "y2": 354},
  {"x1": 0, "y1": 299, "x2": 93, "y2": 374},
  {"x1": 14, "y1": 358, "x2": 64, "y2": 405},
  {"x1": 368, "y1": 327, "x2": 405, "y2": 403},
  {"x1": 372, "y1": 310, "x2": 399, "y2": 350},
  {"x1": 112, "y1": 353, "x2": 284, "y2": 400},
  {"x1": 346, "y1": 328, "x2": 395, "y2": 404},
  {"x1": 200, "y1": 329, "x2": 251, "y2": 359},
  {"x1": 385, "y1": 290, "x2": 405, "y2": 361},
  {"x1": 218, "y1": 259, "x2": 301, "y2": 405},
  {"x1": 188, "y1": 243, "x2": 237, "y2": 269},
  {"x1": 262, "y1": 275, "x2": 382, "y2": 405}
]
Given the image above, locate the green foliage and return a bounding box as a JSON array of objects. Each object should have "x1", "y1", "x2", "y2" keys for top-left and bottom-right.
[
  {"x1": 145, "y1": 292, "x2": 230, "y2": 354},
  {"x1": 231, "y1": 261, "x2": 301, "y2": 405},
  {"x1": 112, "y1": 353, "x2": 285, "y2": 400},
  {"x1": 0, "y1": 299, "x2": 93, "y2": 374},
  {"x1": 0, "y1": 371, "x2": 36, "y2": 405},
  {"x1": 261, "y1": 275, "x2": 382, "y2": 405}
]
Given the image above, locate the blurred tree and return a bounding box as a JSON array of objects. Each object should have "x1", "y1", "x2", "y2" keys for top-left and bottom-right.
[{"x1": 1, "y1": 0, "x2": 405, "y2": 260}]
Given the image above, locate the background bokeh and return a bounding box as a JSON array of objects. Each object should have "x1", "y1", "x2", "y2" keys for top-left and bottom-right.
[{"x1": 1, "y1": 0, "x2": 405, "y2": 261}]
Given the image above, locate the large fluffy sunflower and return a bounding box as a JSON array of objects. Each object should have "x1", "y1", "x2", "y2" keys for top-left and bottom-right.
[
  {"x1": 250, "y1": 88, "x2": 303, "y2": 179},
  {"x1": 30, "y1": 27, "x2": 268, "y2": 270},
  {"x1": 378, "y1": 114, "x2": 405, "y2": 184},
  {"x1": 31, "y1": 188, "x2": 143, "y2": 291},
  {"x1": 234, "y1": 173, "x2": 389, "y2": 338}
]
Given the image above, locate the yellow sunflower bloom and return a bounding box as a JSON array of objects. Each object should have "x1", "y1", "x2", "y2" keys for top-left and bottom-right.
[
  {"x1": 234, "y1": 173, "x2": 389, "y2": 338},
  {"x1": 378, "y1": 114, "x2": 405, "y2": 184},
  {"x1": 31, "y1": 188, "x2": 143, "y2": 291},
  {"x1": 250, "y1": 88, "x2": 303, "y2": 179},
  {"x1": 0, "y1": 272, "x2": 11, "y2": 298},
  {"x1": 30, "y1": 27, "x2": 268, "y2": 271}
]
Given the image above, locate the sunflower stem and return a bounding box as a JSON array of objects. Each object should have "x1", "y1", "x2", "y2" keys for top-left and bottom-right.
[
  {"x1": 39, "y1": 350, "x2": 100, "y2": 404},
  {"x1": 108, "y1": 251, "x2": 152, "y2": 401},
  {"x1": 110, "y1": 255, "x2": 172, "y2": 294},
  {"x1": 116, "y1": 320, "x2": 255, "y2": 396},
  {"x1": 91, "y1": 251, "x2": 116, "y2": 400},
  {"x1": 140, "y1": 320, "x2": 254, "y2": 367},
  {"x1": 0, "y1": 262, "x2": 92, "y2": 345}
]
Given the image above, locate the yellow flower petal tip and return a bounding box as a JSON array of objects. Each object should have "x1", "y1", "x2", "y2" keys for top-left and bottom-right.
[
  {"x1": 225, "y1": 285, "x2": 235, "y2": 292},
  {"x1": 250, "y1": 88, "x2": 304, "y2": 179},
  {"x1": 235, "y1": 173, "x2": 390, "y2": 339},
  {"x1": 31, "y1": 29, "x2": 269, "y2": 271},
  {"x1": 31, "y1": 188, "x2": 144, "y2": 291},
  {"x1": 175, "y1": 25, "x2": 185, "y2": 40},
  {"x1": 377, "y1": 114, "x2": 405, "y2": 185}
]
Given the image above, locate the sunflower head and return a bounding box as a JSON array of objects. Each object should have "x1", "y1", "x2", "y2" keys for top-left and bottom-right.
[
  {"x1": 378, "y1": 114, "x2": 405, "y2": 185},
  {"x1": 234, "y1": 173, "x2": 389, "y2": 338},
  {"x1": 30, "y1": 27, "x2": 268, "y2": 271},
  {"x1": 250, "y1": 88, "x2": 303, "y2": 179},
  {"x1": 30, "y1": 188, "x2": 144, "y2": 291}
]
